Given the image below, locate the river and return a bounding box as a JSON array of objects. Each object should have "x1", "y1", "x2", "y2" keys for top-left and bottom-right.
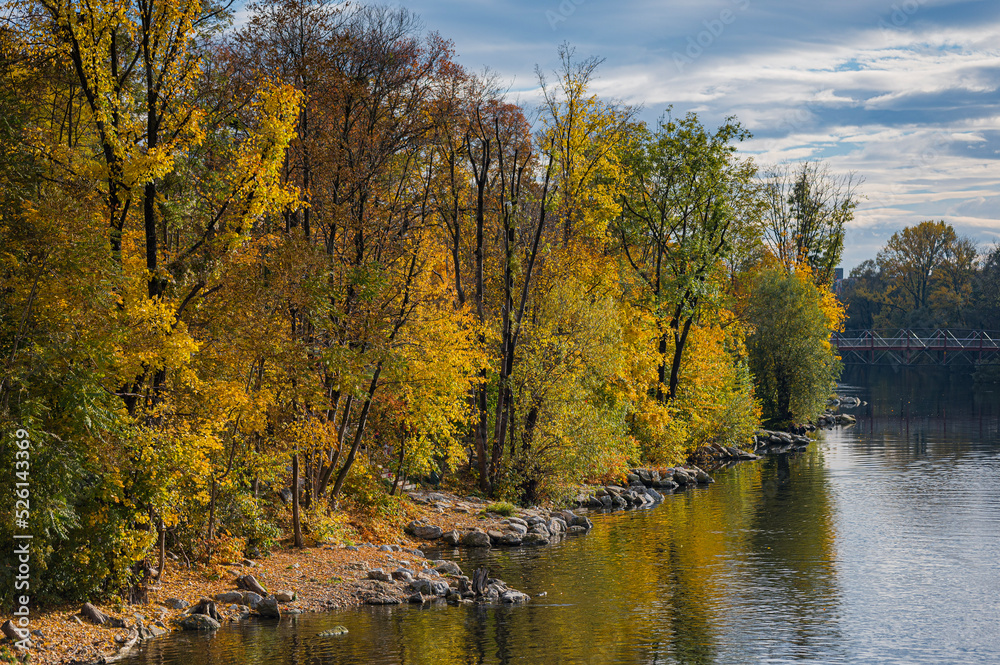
[{"x1": 122, "y1": 367, "x2": 1000, "y2": 664}]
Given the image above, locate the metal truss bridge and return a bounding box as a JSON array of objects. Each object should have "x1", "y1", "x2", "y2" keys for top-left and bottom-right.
[{"x1": 832, "y1": 329, "x2": 1000, "y2": 365}]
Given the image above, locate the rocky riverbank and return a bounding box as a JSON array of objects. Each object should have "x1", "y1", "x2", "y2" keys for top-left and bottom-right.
[{"x1": 3, "y1": 463, "x2": 742, "y2": 664}]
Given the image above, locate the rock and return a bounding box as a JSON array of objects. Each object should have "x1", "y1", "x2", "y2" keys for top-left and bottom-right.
[
  {"x1": 367, "y1": 568, "x2": 393, "y2": 582},
  {"x1": 433, "y1": 560, "x2": 463, "y2": 576},
  {"x1": 626, "y1": 473, "x2": 642, "y2": 485},
  {"x1": 243, "y1": 592, "x2": 264, "y2": 609},
  {"x1": 506, "y1": 516, "x2": 528, "y2": 528},
  {"x1": 487, "y1": 529, "x2": 505, "y2": 544},
  {"x1": 644, "y1": 487, "x2": 663, "y2": 503},
  {"x1": 408, "y1": 523, "x2": 443, "y2": 540},
  {"x1": 496, "y1": 533, "x2": 521, "y2": 546},
  {"x1": 235, "y1": 573, "x2": 268, "y2": 596},
  {"x1": 441, "y1": 530, "x2": 460, "y2": 546},
  {"x1": 547, "y1": 518, "x2": 567, "y2": 533},
  {"x1": 407, "y1": 592, "x2": 426, "y2": 604},
  {"x1": 571, "y1": 514, "x2": 593, "y2": 529},
  {"x1": 504, "y1": 522, "x2": 528, "y2": 535},
  {"x1": 566, "y1": 525, "x2": 586, "y2": 536},
  {"x1": 462, "y1": 531, "x2": 491, "y2": 548},
  {"x1": 529, "y1": 523, "x2": 551, "y2": 538},
  {"x1": 521, "y1": 533, "x2": 549, "y2": 546},
  {"x1": 273, "y1": 590, "x2": 296, "y2": 603},
  {"x1": 411, "y1": 579, "x2": 450, "y2": 596},
  {"x1": 213, "y1": 591, "x2": 245, "y2": 604},
  {"x1": 319, "y1": 626, "x2": 349, "y2": 636},
  {"x1": 175, "y1": 614, "x2": 221, "y2": 631},
  {"x1": 392, "y1": 569, "x2": 414, "y2": 583},
  {"x1": 693, "y1": 468, "x2": 714, "y2": 484},
  {"x1": 364, "y1": 594, "x2": 401, "y2": 605},
  {"x1": 500, "y1": 591, "x2": 530, "y2": 604},
  {"x1": 256, "y1": 596, "x2": 281, "y2": 619}
]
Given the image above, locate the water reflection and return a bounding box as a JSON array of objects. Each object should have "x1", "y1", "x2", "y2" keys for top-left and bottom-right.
[{"x1": 123, "y1": 367, "x2": 1000, "y2": 665}]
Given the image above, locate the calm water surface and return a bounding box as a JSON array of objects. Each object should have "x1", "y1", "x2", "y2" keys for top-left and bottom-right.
[{"x1": 124, "y1": 368, "x2": 1000, "y2": 664}]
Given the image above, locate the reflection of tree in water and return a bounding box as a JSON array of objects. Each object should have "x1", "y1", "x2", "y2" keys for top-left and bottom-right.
[{"x1": 750, "y1": 451, "x2": 844, "y2": 659}]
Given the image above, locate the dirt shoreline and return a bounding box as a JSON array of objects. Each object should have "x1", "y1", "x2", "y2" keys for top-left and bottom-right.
[{"x1": 0, "y1": 489, "x2": 565, "y2": 665}]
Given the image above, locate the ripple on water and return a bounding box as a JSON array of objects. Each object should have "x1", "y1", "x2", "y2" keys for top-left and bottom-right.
[{"x1": 121, "y1": 371, "x2": 1000, "y2": 665}]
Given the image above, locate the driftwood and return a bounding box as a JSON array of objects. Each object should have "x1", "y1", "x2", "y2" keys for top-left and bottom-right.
[
  {"x1": 471, "y1": 568, "x2": 490, "y2": 597},
  {"x1": 104, "y1": 628, "x2": 140, "y2": 664},
  {"x1": 186, "y1": 598, "x2": 221, "y2": 621},
  {"x1": 2, "y1": 619, "x2": 27, "y2": 643},
  {"x1": 235, "y1": 573, "x2": 268, "y2": 596},
  {"x1": 81, "y1": 603, "x2": 126, "y2": 628}
]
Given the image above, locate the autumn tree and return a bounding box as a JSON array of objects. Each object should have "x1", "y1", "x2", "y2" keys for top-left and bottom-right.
[
  {"x1": 761, "y1": 162, "x2": 860, "y2": 285},
  {"x1": 538, "y1": 42, "x2": 637, "y2": 244},
  {"x1": 746, "y1": 264, "x2": 843, "y2": 425},
  {"x1": 875, "y1": 220, "x2": 978, "y2": 328},
  {"x1": 615, "y1": 112, "x2": 759, "y2": 403}
]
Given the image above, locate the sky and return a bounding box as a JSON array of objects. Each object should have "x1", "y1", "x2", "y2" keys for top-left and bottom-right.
[{"x1": 372, "y1": 0, "x2": 1000, "y2": 272}]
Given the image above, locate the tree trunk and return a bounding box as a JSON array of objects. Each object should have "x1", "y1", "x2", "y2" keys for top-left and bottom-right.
[
  {"x1": 390, "y1": 439, "x2": 405, "y2": 496},
  {"x1": 331, "y1": 365, "x2": 382, "y2": 498},
  {"x1": 154, "y1": 517, "x2": 166, "y2": 581},
  {"x1": 292, "y1": 452, "x2": 304, "y2": 548},
  {"x1": 667, "y1": 316, "x2": 695, "y2": 401}
]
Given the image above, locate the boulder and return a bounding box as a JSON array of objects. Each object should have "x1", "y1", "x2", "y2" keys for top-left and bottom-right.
[
  {"x1": 392, "y1": 569, "x2": 414, "y2": 583},
  {"x1": 256, "y1": 596, "x2": 281, "y2": 619},
  {"x1": 497, "y1": 533, "x2": 522, "y2": 546},
  {"x1": 367, "y1": 569, "x2": 393, "y2": 582},
  {"x1": 505, "y1": 516, "x2": 528, "y2": 528},
  {"x1": 462, "y1": 531, "x2": 491, "y2": 548},
  {"x1": 213, "y1": 591, "x2": 245, "y2": 604},
  {"x1": 273, "y1": 590, "x2": 296, "y2": 603},
  {"x1": 566, "y1": 525, "x2": 587, "y2": 536},
  {"x1": 411, "y1": 578, "x2": 450, "y2": 596},
  {"x1": 164, "y1": 598, "x2": 188, "y2": 611},
  {"x1": 500, "y1": 590, "x2": 530, "y2": 604},
  {"x1": 521, "y1": 533, "x2": 549, "y2": 547},
  {"x1": 571, "y1": 515, "x2": 593, "y2": 529},
  {"x1": 529, "y1": 523, "x2": 551, "y2": 538},
  {"x1": 409, "y1": 523, "x2": 444, "y2": 540},
  {"x1": 243, "y1": 592, "x2": 264, "y2": 609},
  {"x1": 441, "y1": 530, "x2": 461, "y2": 546},
  {"x1": 175, "y1": 614, "x2": 221, "y2": 631},
  {"x1": 318, "y1": 626, "x2": 349, "y2": 636},
  {"x1": 504, "y1": 522, "x2": 528, "y2": 535},
  {"x1": 364, "y1": 594, "x2": 401, "y2": 605},
  {"x1": 433, "y1": 560, "x2": 463, "y2": 576},
  {"x1": 487, "y1": 529, "x2": 505, "y2": 544}
]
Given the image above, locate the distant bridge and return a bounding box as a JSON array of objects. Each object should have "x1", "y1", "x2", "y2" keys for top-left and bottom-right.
[{"x1": 832, "y1": 330, "x2": 1000, "y2": 365}]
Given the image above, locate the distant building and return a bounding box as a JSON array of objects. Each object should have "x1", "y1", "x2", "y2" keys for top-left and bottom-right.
[{"x1": 833, "y1": 267, "x2": 847, "y2": 295}]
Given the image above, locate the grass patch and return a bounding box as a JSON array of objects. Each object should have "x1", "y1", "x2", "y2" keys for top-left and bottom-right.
[{"x1": 485, "y1": 501, "x2": 517, "y2": 517}]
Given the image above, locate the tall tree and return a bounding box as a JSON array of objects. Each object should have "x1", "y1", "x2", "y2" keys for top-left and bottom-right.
[
  {"x1": 615, "y1": 112, "x2": 759, "y2": 402},
  {"x1": 746, "y1": 265, "x2": 843, "y2": 425},
  {"x1": 761, "y1": 161, "x2": 860, "y2": 285}
]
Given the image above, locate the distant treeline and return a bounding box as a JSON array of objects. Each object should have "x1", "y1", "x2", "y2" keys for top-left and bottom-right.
[{"x1": 842, "y1": 220, "x2": 1000, "y2": 331}]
